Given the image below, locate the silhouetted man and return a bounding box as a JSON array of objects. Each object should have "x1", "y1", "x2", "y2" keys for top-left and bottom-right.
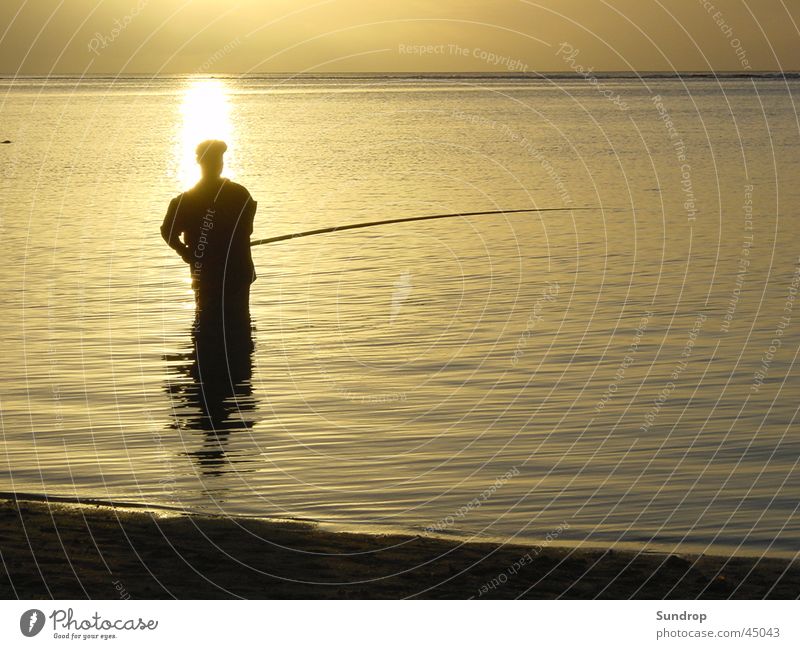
[{"x1": 161, "y1": 140, "x2": 257, "y2": 325}]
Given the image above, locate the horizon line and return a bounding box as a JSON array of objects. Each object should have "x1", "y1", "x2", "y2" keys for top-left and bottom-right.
[{"x1": 2, "y1": 69, "x2": 799, "y2": 77}]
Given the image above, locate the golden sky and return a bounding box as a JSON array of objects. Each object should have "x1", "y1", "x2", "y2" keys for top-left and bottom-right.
[{"x1": 1, "y1": 0, "x2": 798, "y2": 74}]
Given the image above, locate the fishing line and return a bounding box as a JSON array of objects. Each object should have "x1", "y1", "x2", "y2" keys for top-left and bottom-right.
[{"x1": 249, "y1": 206, "x2": 600, "y2": 247}]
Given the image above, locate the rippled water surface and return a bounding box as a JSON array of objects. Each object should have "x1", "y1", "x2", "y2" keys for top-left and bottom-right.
[{"x1": 1, "y1": 75, "x2": 799, "y2": 557}]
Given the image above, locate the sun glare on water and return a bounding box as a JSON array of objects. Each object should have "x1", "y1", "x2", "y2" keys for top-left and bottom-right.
[{"x1": 176, "y1": 78, "x2": 237, "y2": 189}]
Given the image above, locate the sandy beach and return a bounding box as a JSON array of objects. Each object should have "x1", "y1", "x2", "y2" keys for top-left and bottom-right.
[{"x1": 1, "y1": 497, "x2": 797, "y2": 599}]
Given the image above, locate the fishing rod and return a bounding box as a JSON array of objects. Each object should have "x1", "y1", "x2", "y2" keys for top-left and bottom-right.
[{"x1": 249, "y1": 206, "x2": 596, "y2": 247}]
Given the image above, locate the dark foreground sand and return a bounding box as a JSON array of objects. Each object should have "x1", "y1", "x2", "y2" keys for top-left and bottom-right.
[{"x1": 1, "y1": 498, "x2": 797, "y2": 599}]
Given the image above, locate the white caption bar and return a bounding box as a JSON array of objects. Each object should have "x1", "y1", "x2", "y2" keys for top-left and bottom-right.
[{"x1": 1, "y1": 600, "x2": 796, "y2": 648}]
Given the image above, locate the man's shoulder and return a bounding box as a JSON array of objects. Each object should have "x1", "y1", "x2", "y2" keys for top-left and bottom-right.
[
  {"x1": 171, "y1": 190, "x2": 193, "y2": 205},
  {"x1": 222, "y1": 179, "x2": 253, "y2": 199},
  {"x1": 164, "y1": 193, "x2": 185, "y2": 219},
  {"x1": 167, "y1": 191, "x2": 203, "y2": 225},
  {"x1": 175, "y1": 179, "x2": 254, "y2": 210}
]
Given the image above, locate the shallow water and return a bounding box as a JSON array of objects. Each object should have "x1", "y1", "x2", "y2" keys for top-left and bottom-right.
[{"x1": 1, "y1": 74, "x2": 799, "y2": 557}]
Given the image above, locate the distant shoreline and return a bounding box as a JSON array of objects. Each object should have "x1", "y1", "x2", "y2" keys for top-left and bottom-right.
[
  {"x1": 2, "y1": 71, "x2": 800, "y2": 81},
  {"x1": 1, "y1": 497, "x2": 797, "y2": 599}
]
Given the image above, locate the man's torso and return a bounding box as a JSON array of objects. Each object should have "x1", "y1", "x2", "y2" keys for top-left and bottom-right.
[{"x1": 173, "y1": 178, "x2": 256, "y2": 287}]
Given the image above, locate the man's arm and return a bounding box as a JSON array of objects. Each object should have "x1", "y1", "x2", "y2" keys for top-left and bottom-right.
[
  {"x1": 160, "y1": 197, "x2": 191, "y2": 262},
  {"x1": 243, "y1": 194, "x2": 257, "y2": 284},
  {"x1": 244, "y1": 196, "x2": 257, "y2": 237}
]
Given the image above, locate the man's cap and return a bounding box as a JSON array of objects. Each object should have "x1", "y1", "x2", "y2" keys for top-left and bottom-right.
[{"x1": 196, "y1": 139, "x2": 228, "y2": 161}]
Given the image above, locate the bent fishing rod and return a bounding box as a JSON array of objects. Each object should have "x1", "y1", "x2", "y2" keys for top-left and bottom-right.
[{"x1": 249, "y1": 206, "x2": 598, "y2": 247}]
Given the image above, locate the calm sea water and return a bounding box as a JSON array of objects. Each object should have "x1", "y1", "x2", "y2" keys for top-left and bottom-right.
[{"x1": 1, "y1": 74, "x2": 799, "y2": 557}]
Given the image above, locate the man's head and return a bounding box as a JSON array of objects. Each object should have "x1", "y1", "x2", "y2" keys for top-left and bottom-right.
[{"x1": 196, "y1": 139, "x2": 227, "y2": 179}]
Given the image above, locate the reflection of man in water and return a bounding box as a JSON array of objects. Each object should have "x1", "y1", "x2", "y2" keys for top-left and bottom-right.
[
  {"x1": 161, "y1": 140, "x2": 257, "y2": 323},
  {"x1": 164, "y1": 322, "x2": 257, "y2": 476}
]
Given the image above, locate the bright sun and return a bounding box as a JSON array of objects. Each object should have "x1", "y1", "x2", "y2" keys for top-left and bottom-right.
[{"x1": 176, "y1": 78, "x2": 237, "y2": 189}]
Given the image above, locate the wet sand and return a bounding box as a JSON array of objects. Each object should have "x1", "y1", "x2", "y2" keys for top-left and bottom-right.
[{"x1": 1, "y1": 497, "x2": 797, "y2": 599}]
